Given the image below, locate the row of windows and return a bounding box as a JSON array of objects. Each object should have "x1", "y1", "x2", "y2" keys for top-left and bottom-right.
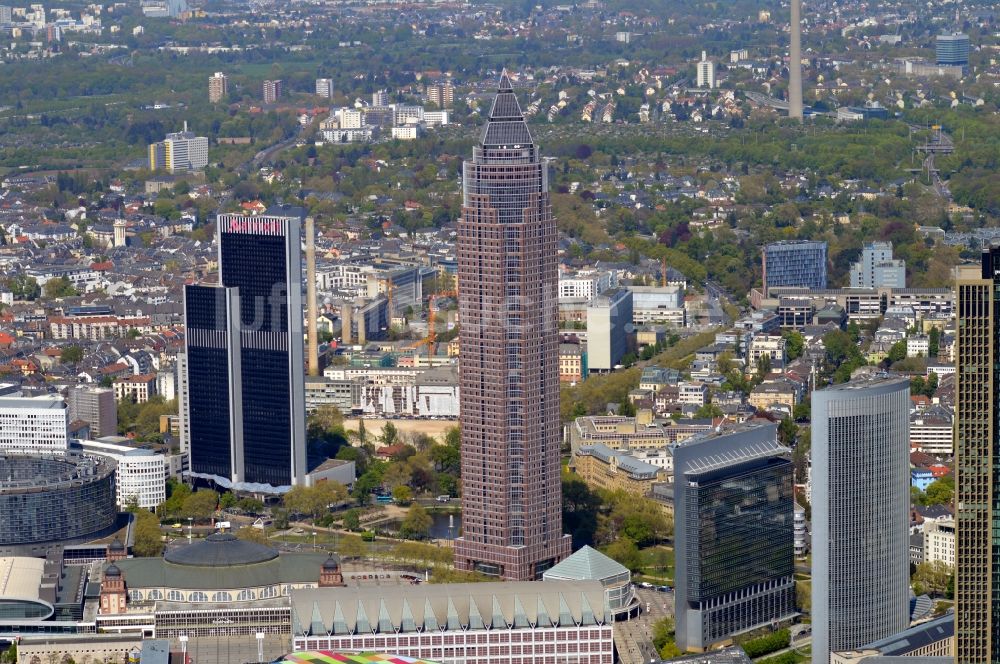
[{"x1": 127, "y1": 586, "x2": 282, "y2": 602}]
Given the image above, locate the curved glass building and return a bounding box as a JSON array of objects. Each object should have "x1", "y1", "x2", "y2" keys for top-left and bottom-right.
[
  {"x1": 810, "y1": 376, "x2": 910, "y2": 663},
  {"x1": 0, "y1": 452, "x2": 117, "y2": 550}
]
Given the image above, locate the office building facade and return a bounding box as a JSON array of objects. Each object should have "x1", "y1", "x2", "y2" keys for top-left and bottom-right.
[
  {"x1": 291, "y1": 582, "x2": 614, "y2": 664},
  {"x1": 810, "y1": 376, "x2": 910, "y2": 664},
  {"x1": 77, "y1": 438, "x2": 167, "y2": 510},
  {"x1": 184, "y1": 208, "x2": 307, "y2": 491},
  {"x1": 315, "y1": 78, "x2": 333, "y2": 99},
  {"x1": 67, "y1": 385, "x2": 117, "y2": 439},
  {"x1": 936, "y1": 33, "x2": 970, "y2": 66},
  {"x1": 148, "y1": 127, "x2": 208, "y2": 173},
  {"x1": 263, "y1": 79, "x2": 283, "y2": 104},
  {"x1": 762, "y1": 241, "x2": 827, "y2": 294},
  {"x1": 954, "y1": 250, "x2": 1000, "y2": 663},
  {"x1": 453, "y1": 72, "x2": 571, "y2": 580},
  {"x1": 0, "y1": 395, "x2": 69, "y2": 452},
  {"x1": 673, "y1": 423, "x2": 796, "y2": 652},
  {"x1": 849, "y1": 241, "x2": 906, "y2": 289},
  {"x1": 586, "y1": 289, "x2": 633, "y2": 372},
  {"x1": 208, "y1": 72, "x2": 228, "y2": 103}
]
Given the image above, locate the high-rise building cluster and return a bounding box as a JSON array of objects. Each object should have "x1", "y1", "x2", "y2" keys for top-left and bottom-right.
[
  {"x1": 673, "y1": 422, "x2": 796, "y2": 652},
  {"x1": 955, "y1": 247, "x2": 1000, "y2": 662},
  {"x1": 810, "y1": 376, "x2": 911, "y2": 662}
]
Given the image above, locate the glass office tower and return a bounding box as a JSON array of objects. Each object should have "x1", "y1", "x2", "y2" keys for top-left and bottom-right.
[
  {"x1": 673, "y1": 422, "x2": 796, "y2": 652},
  {"x1": 183, "y1": 207, "x2": 307, "y2": 491}
]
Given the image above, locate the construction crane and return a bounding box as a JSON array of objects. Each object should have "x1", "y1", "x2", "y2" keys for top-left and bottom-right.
[{"x1": 424, "y1": 289, "x2": 458, "y2": 359}]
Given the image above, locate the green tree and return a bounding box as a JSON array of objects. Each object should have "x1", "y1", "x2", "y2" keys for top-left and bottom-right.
[
  {"x1": 157, "y1": 480, "x2": 191, "y2": 518},
  {"x1": 741, "y1": 629, "x2": 791, "y2": 658},
  {"x1": 132, "y1": 509, "x2": 164, "y2": 557},
  {"x1": 694, "y1": 403, "x2": 723, "y2": 419},
  {"x1": 778, "y1": 417, "x2": 798, "y2": 446},
  {"x1": 238, "y1": 497, "x2": 264, "y2": 514},
  {"x1": 392, "y1": 485, "x2": 414, "y2": 505},
  {"x1": 928, "y1": 326, "x2": 940, "y2": 358},
  {"x1": 652, "y1": 616, "x2": 682, "y2": 659},
  {"x1": 888, "y1": 340, "x2": 907, "y2": 364},
  {"x1": 284, "y1": 482, "x2": 349, "y2": 519},
  {"x1": 343, "y1": 509, "x2": 361, "y2": 531},
  {"x1": 399, "y1": 503, "x2": 432, "y2": 540},
  {"x1": 235, "y1": 527, "x2": 268, "y2": 545},
  {"x1": 335, "y1": 445, "x2": 368, "y2": 475},
  {"x1": 379, "y1": 421, "x2": 400, "y2": 447},
  {"x1": 181, "y1": 489, "x2": 218, "y2": 521},
  {"x1": 60, "y1": 345, "x2": 84, "y2": 364},
  {"x1": 271, "y1": 507, "x2": 290, "y2": 530},
  {"x1": 912, "y1": 560, "x2": 952, "y2": 597},
  {"x1": 219, "y1": 492, "x2": 237, "y2": 510},
  {"x1": 42, "y1": 276, "x2": 77, "y2": 299},
  {"x1": 754, "y1": 353, "x2": 772, "y2": 383},
  {"x1": 602, "y1": 537, "x2": 642, "y2": 572},
  {"x1": 339, "y1": 533, "x2": 366, "y2": 560},
  {"x1": 353, "y1": 470, "x2": 382, "y2": 505},
  {"x1": 924, "y1": 475, "x2": 955, "y2": 505},
  {"x1": 782, "y1": 330, "x2": 805, "y2": 360},
  {"x1": 5, "y1": 274, "x2": 40, "y2": 300}
]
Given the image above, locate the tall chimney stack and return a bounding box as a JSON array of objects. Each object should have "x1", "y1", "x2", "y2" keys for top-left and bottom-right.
[
  {"x1": 341, "y1": 304, "x2": 352, "y2": 345},
  {"x1": 788, "y1": 0, "x2": 804, "y2": 121},
  {"x1": 305, "y1": 216, "x2": 319, "y2": 377}
]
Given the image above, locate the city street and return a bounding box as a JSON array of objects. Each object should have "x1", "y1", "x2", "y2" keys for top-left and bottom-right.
[{"x1": 615, "y1": 587, "x2": 674, "y2": 664}]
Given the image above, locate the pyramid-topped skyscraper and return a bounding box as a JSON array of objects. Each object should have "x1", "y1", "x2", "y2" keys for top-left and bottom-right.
[{"x1": 453, "y1": 71, "x2": 572, "y2": 580}]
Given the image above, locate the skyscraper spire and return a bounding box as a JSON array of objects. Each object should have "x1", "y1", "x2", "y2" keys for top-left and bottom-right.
[{"x1": 481, "y1": 70, "x2": 533, "y2": 148}]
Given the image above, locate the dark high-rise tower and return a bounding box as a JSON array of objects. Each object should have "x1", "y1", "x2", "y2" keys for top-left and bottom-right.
[
  {"x1": 453, "y1": 72, "x2": 571, "y2": 580},
  {"x1": 955, "y1": 247, "x2": 1000, "y2": 663},
  {"x1": 183, "y1": 206, "x2": 307, "y2": 492}
]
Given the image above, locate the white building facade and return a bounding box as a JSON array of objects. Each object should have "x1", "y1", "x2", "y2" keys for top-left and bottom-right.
[
  {"x1": 78, "y1": 438, "x2": 167, "y2": 509},
  {"x1": 0, "y1": 395, "x2": 69, "y2": 452}
]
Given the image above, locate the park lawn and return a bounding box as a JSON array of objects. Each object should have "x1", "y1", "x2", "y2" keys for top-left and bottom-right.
[{"x1": 635, "y1": 545, "x2": 674, "y2": 583}]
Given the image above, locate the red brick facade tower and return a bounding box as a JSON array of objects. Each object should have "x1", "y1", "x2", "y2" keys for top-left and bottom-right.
[
  {"x1": 453, "y1": 71, "x2": 571, "y2": 580},
  {"x1": 319, "y1": 555, "x2": 345, "y2": 587},
  {"x1": 100, "y1": 564, "x2": 127, "y2": 615}
]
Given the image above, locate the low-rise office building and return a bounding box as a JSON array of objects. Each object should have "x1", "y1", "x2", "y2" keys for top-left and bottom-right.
[
  {"x1": 569, "y1": 415, "x2": 670, "y2": 453},
  {"x1": 573, "y1": 443, "x2": 666, "y2": 497},
  {"x1": 76, "y1": 438, "x2": 167, "y2": 510}
]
